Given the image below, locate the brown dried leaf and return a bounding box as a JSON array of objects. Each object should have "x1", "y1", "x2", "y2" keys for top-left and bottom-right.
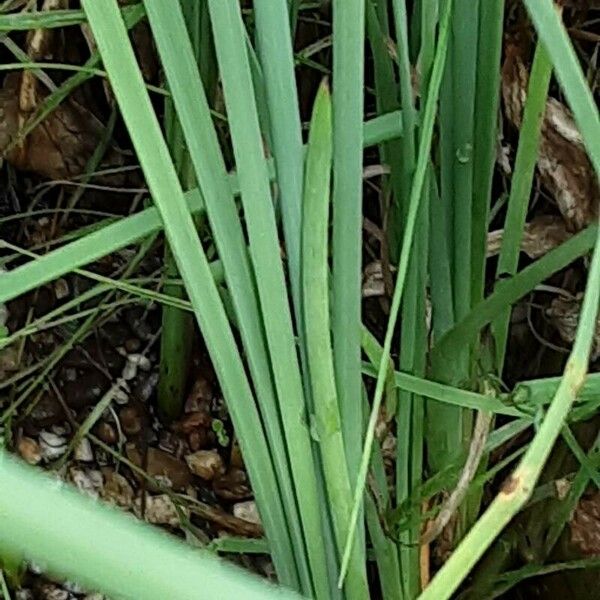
[
  {"x1": 571, "y1": 491, "x2": 600, "y2": 556},
  {"x1": 539, "y1": 100, "x2": 599, "y2": 230},
  {"x1": 487, "y1": 214, "x2": 572, "y2": 259},
  {"x1": 20, "y1": 0, "x2": 69, "y2": 112},
  {"x1": 547, "y1": 295, "x2": 600, "y2": 360},
  {"x1": 501, "y1": 45, "x2": 599, "y2": 230},
  {"x1": 0, "y1": 72, "x2": 127, "y2": 182}
]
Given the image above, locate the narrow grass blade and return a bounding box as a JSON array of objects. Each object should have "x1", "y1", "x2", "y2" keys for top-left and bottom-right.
[
  {"x1": 339, "y1": 0, "x2": 453, "y2": 584},
  {"x1": 249, "y1": 23, "x2": 337, "y2": 587},
  {"x1": 396, "y1": 200, "x2": 428, "y2": 598},
  {"x1": 206, "y1": 0, "x2": 331, "y2": 594},
  {"x1": 470, "y1": 0, "x2": 505, "y2": 305},
  {"x1": 0, "y1": 451, "x2": 300, "y2": 600},
  {"x1": 0, "y1": 4, "x2": 140, "y2": 31},
  {"x1": 519, "y1": 373, "x2": 600, "y2": 408},
  {"x1": 253, "y1": 0, "x2": 304, "y2": 319},
  {"x1": 491, "y1": 42, "x2": 553, "y2": 368},
  {"x1": 427, "y1": 0, "x2": 464, "y2": 480},
  {"x1": 543, "y1": 431, "x2": 600, "y2": 554},
  {"x1": 432, "y1": 225, "x2": 598, "y2": 373},
  {"x1": 144, "y1": 0, "x2": 313, "y2": 591},
  {"x1": 436, "y1": 7, "x2": 456, "y2": 306},
  {"x1": 158, "y1": 70, "x2": 196, "y2": 422},
  {"x1": 0, "y1": 111, "x2": 404, "y2": 306},
  {"x1": 560, "y1": 425, "x2": 600, "y2": 489},
  {"x1": 361, "y1": 338, "x2": 525, "y2": 417},
  {"x1": 417, "y1": 0, "x2": 438, "y2": 95},
  {"x1": 422, "y1": 7, "x2": 600, "y2": 585},
  {"x1": 288, "y1": 0, "x2": 300, "y2": 32},
  {"x1": 524, "y1": 0, "x2": 600, "y2": 175},
  {"x1": 0, "y1": 189, "x2": 204, "y2": 302},
  {"x1": 303, "y1": 82, "x2": 369, "y2": 599},
  {"x1": 435, "y1": 1, "x2": 481, "y2": 528},
  {"x1": 82, "y1": 0, "x2": 298, "y2": 587},
  {"x1": 0, "y1": 240, "x2": 215, "y2": 315},
  {"x1": 449, "y1": 0, "x2": 479, "y2": 321},
  {"x1": 421, "y1": 222, "x2": 600, "y2": 600},
  {"x1": 331, "y1": 0, "x2": 366, "y2": 514},
  {"x1": 364, "y1": 392, "x2": 402, "y2": 600},
  {"x1": 490, "y1": 557, "x2": 600, "y2": 599},
  {"x1": 365, "y1": 0, "x2": 404, "y2": 256},
  {"x1": 391, "y1": 2, "x2": 428, "y2": 592},
  {"x1": 157, "y1": 244, "x2": 193, "y2": 421},
  {"x1": 391, "y1": 0, "x2": 417, "y2": 213},
  {"x1": 364, "y1": 110, "x2": 404, "y2": 145},
  {"x1": 428, "y1": 164, "x2": 455, "y2": 340}
]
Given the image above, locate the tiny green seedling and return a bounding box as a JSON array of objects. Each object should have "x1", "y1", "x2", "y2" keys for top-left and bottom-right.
[{"x1": 211, "y1": 419, "x2": 230, "y2": 447}]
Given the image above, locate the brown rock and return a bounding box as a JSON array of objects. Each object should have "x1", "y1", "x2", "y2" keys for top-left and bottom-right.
[
  {"x1": 101, "y1": 469, "x2": 134, "y2": 509},
  {"x1": 126, "y1": 445, "x2": 192, "y2": 491},
  {"x1": 213, "y1": 468, "x2": 252, "y2": 501},
  {"x1": 94, "y1": 421, "x2": 117, "y2": 445},
  {"x1": 28, "y1": 391, "x2": 63, "y2": 429},
  {"x1": 124, "y1": 338, "x2": 142, "y2": 353},
  {"x1": 62, "y1": 370, "x2": 107, "y2": 409},
  {"x1": 62, "y1": 340, "x2": 125, "y2": 375},
  {"x1": 119, "y1": 404, "x2": 145, "y2": 437},
  {"x1": 230, "y1": 440, "x2": 244, "y2": 469},
  {"x1": 185, "y1": 450, "x2": 225, "y2": 481},
  {"x1": 173, "y1": 411, "x2": 212, "y2": 434},
  {"x1": 0, "y1": 345, "x2": 18, "y2": 374},
  {"x1": 17, "y1": 436, "x2": 42, "y2": 465},
  {"x1": 188, "y1": 428, "x2": 209, "y2": 452},
  {"x1": 233, "y1": 500, "x2": 261, "y2": 526},
  {"x1": 184, "y1": 377, "x2": 213, "y2": 413},
  {"x1": 136, "y1": 494, "x2": 183, "y2": 528}
]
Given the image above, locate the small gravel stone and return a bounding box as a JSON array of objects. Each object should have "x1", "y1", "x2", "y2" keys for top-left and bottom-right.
[
  {"x1": 75, "y1": 438, "x2": 94, "y2": 462},
  {"x1": 95, "y1": 421, "x2": 117, "y2": 445},
  {"x1": 39, "y1": 430, "x2": 67, "y2": 461},
  {"x1": 18, "y1": 436, "x2": 42, "y2": 465},
  {"x1": 127, "y1": 353, "x2": 151, "y2": 371},
  {"x1": 233, "y1": 500, "x2": 261, "y2": 526},
  {"x1": 69, "y1": 468, "x2": 103, "y2": 499},
  {"x1": 185, "y1": 450, "x2": 225, "y2": 481},
  {"x1": 136, "y1": 494, "x2": 182, "y2": 528},
  {"x1": 54, "y1": 278, "x2": 69, "y2": 300}
]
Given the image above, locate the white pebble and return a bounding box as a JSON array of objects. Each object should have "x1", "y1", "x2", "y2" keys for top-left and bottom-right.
[{"x1": 75, "y1": 438, "x2": 94, "y2": 462}]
